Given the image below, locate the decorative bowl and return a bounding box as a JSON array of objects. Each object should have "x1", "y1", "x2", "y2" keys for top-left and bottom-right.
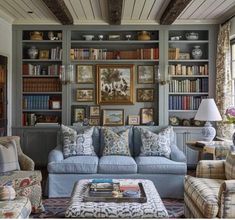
[
  {"x1": 185, "y1": 32, "x2": 199, "y2": 40},
  {"x1": 83, "y1": 35, "x2": 94, "y2": 41}
]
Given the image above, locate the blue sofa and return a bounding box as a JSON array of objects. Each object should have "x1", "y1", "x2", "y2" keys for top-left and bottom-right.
[{"x1": 47, "y1": 126, "x2": 187, "y2": 198}]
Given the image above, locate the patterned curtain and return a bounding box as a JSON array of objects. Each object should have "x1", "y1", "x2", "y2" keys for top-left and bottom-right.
[{"x1": 216, "y1": 22, "x2": 233, "y2": 139}]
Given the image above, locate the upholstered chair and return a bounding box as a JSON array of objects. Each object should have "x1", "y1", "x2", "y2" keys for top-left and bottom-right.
[
  {"x1": 0, "y1": 136, "x2": 44, "y2": 213},
  {"x1": 184, "y1": 150, "x2": 235, "y2": 218}
]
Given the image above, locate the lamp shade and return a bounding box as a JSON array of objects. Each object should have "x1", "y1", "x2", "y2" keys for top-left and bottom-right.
[{"x1": 194, "y1": 98, "x2": 222, "y2": 121}]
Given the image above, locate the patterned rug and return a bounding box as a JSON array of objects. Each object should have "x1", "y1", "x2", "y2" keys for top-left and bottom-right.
[{"x1": 31, "y1": 198, "x2": 184, "y2": 218}]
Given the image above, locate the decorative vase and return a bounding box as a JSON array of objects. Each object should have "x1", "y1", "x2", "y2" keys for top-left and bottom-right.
[
  {"x1": 48, "y1": 31, "x2": 55, "y2": 40},
  {"x1": 137, "y1": 31, "x2": 151, "y2": 41},
  {"x1": 28, "y1": 46, "x2": 38, "y2": 59},
  {"x1": 192, "y1": 46, "x2": 202, "y2": 59}
]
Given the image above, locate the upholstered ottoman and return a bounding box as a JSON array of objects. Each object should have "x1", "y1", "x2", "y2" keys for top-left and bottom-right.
[
  {"x1": 65, "y1": 179, "x2": 168, "y2": 218},
  {"x1": 0, "y1": 197, "x2": 31, "y2": 218}
]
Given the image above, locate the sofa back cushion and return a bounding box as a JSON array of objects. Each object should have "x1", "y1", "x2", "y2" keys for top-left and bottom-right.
[
  {"x1": 225, "y1": 148, "x2": 235, "y2": 180},
  {"x1": 100, "y1": 126, "x2": 133, "y2": 156},
  {"x1": 0, "y1": 140, "x2": 20, "y2": 172},
  {"x1": 133, "y1": 126, "x2": 176, "y2": 156}
]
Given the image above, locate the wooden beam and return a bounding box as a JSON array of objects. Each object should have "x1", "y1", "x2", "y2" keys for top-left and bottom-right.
[
  {"x1": 42, "y1": 0, "x2": 73, "y2": 25},
  {"x1": 108, "y1": 0, "x2": 123, "y2": 25},
  {"x1": 160, "y1": 0, "x2": 192, "y2": 25}
]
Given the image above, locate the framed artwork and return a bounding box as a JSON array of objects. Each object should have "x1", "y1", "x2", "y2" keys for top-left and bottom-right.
[
  {"x1": 137, "y1": 88, "x2": 154, "y2": 102},
  {"x1": 71, "y1": 105, "x2": 87, "y2": 123},
  {"x1": 140, "y1": 108, "x2": 154, "y2": 124},
  {"x1": 76, "y1": 65, "x2": 94, "y2": 84},
  {"x1": 39, "y1": 50, "x2": 49, "y2": 59},
  {"x1": 137, "y1": 65, "x2": 155, "y2": 84},
  {"x1": 76, "y1": 89, "x2": 94, "y2": 102},
  {"x1": 102, "y1": 109, "x2": 124, "y2": 126},
  {"x1": 89, "y1": 118, "x2": 100, "y2": 126},
  {"x1": 89, "y1": 105, "x2": 100, "y2": 117},
  {"x1": 128, "y1": 115, "x2": 140, "y2": 125},
  {"x1": 50, "y1": 100, "x2": 61, "y2": 109},
  {"x1": 96, "y1": 64, "x2": 134, "y2": 105}
]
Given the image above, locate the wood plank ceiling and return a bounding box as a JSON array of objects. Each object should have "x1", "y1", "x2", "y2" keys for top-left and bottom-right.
[{"x1": 0, "y1": 0, "x2": 234, "y2": 25}]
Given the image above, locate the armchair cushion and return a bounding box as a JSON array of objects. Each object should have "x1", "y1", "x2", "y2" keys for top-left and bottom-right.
[
  {"x1": 184, "y1": 175, "x2": 223, "y2": 218},
  {"x1": 0, "y1": 140, "x2": 20, "y2": 172},
  {"x1": 135, "y1": 156, "x2": 186, "y2": 174},
  {"x1": 225, "y1": 150, "x2": 235, "y2": 180},
  {"x1": 170, "y1": 144, "x2": 186, "y2": 162}
]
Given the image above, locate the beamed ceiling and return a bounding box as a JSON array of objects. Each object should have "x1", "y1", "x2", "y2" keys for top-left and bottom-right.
[{"x1": 0, "y1": 0, "x2": 234, "y2": 25}]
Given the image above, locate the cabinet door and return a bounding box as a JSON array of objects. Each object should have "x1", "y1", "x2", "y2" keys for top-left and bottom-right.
[{"x1": 22, "y1": 130, "x2": 57, "y2": 167}]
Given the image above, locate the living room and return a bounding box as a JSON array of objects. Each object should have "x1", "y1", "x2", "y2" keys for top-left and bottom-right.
[{"x1": 0, "y1": 0, "x2": 235, "y2": 218}]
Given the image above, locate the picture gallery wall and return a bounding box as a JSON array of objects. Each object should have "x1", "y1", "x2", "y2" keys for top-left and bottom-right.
[{"x1": 71, "y1": 64, "x2": 158, "y2": 126}]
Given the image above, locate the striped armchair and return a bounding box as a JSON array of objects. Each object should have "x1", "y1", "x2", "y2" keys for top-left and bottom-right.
[{"x1": 184, "y1": 156, "x2": 235, "y2": 218}]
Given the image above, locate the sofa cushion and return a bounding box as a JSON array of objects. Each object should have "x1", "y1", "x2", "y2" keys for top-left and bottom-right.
[
  {"x1": 48, "y1": 156, "x2": 98, "y2": 174},
  {"x1": 225, "y1": 150, "x2": 235, "y2": 180},
  {"x1": 184, "y1": 175, "x2": 223, "y2": 218},
  {"x1": 102, "y1": 128, "x2": 130, "y2": 156},
  {"x1": 133, "y1": 126, "x2": 176, "y2": 156},
  {"x1": 61, "y1": 125, "x2": 96, "y2": 158},
  {"x1": 98, "y1": 156, "x2": 137, "y2": 174},
  {"x1": 135, "y1": 156, "x2": 186, "y2": 174},
  {"x1": 100, "y1": 126, "x2": 133, "y2": 156},
  {"x1": 0, "y1": 140, "x2": 20, "y2": 172},
  {"x1": 139, "y1": 128, "x2": 171, "y2": 158}
]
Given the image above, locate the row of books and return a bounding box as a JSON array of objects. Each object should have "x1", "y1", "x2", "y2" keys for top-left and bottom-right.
[
  {"x1": 169, "y1": 95, "x2": 208, "y2": 110},
  {"x1": 50, "y1": 47, "x2": 62, "y2": 60},
  {"x1": 22, "y1": 113, "x2": 60, "y2": 126},
  {"x1": 22, "y1": 113, "x2": 36, "y2": 126},
  {"x1": 169, "y1": 78, "x2": 208, "y2": 93},
  {"x1": 70, "y1": 48, "x2": 159, "y2": 60},
  {"x1": 168, "y1": 64, "x2": 208, "y2": 75},
  {"x1": 23, "y1": 95, "x2": 51, "y2": 110},
  {"x1": 22, "y1": 64, "x2": 61, "y2": 76},
  {"x1": 23, "y1": 78, "x2": 61, "y2": 92}
]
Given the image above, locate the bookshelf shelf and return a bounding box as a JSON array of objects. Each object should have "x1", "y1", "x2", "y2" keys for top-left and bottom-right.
[
  {"x1": 23, "y1": 109, "x2": 62, "y2": 112},
  {"x1": 169, "y1": 92, "x2": 208, "y2": 95},
  {"x1": 168, "y1": 59, "x2": 209, "y2": 62},
  {"x1": 22, "y1": 75, "x2": 60, "y2": 78},
  {"x1": 71, "y1": 59, "x2": 159, "y2": 63},
  {"x1": 22, "y1": 92, "x2": 62, "y2": 94},
  {"x1": 22, "y1": 59, "x2": 62, "y2": 62},
  {"x1": 168, "y1": 40, "x2": 208, "y2": 43},
  {"x1": 71, "y1": 40, "x2": 159, "y2": 44},
  {"x1": 22, "y1": 40, "x2": 62, "y2": 43},
  {"x1": 170, "y1": 75, "x2": 208, "y2": 78},
  {"x1": 168, "y1": 110, "x2": 198, "y2": 112}
]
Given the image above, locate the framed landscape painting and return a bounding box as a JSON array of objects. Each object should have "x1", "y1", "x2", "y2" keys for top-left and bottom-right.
[
  {"x1": 76, "y1": 65, "x2": 94, "y2": 84},
  {"x1": 140, "y1": 108, "x2": 154, "y2": 124},
  {"x1": 102, "y1": 109, "x2": 124, "y2": 126},
  {"x1": 97, "y1": 64, "x2": 134, "y2": 105},
  {"x1": 137, "y1": 65, "x2": 155, "y2": 84},
  {"x1": 76, "y1": 89, "x2": 94, "y2": 102}
]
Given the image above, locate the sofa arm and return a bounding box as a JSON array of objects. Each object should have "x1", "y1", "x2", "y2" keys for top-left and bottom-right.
[
  {"x1": 18, "y1": 153, "x2": 35, "y2": 171},
  {"x1": 170, "y1": 144, "x2": 186, "y2": 162},
  {"x1": 218, "y1": 180, "x2": 235, "y2": 218},
  {"x1": 196, "y1": 160, "x2": 226, "y2": 179},
  {"x1": 48, "y1": 145, "x2": 64, "y2": 163}
]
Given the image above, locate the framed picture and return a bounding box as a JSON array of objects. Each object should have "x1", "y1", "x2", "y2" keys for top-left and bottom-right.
[
  {"x1": 128, "y1": 115, "x2": 140, "y2": 125},
  {"x1": 76, "y1": 89, "x2": 94, "y2": 102},
  {"x1": 89, "y1": 118, "x2": 100, "y2": 126},
  {"x1": 140, "y1": 108, "x2": 154, "y2": 124},
  {"x1": 97, "y1": 64, "x2": 134, "y2": 105},
  {"x1": 71, "y1": 105, "x2": 87, "y2": 123},
  {"x1": 50, "y1": 100, "x2": 61, "y2": 109},
  {"x1": 137, "y1": 65, "x2": 155, "y2": 84},
  {"x1": 89, "y1": 105, "x2": 100, "y2": 117},
  {"x1": 76, "y1": 65, "x2": 94, "y2": 84},
  {"x1": 137, "y1": 88, "x2": 154, "y2": 102},
  {"x1": 102, "y1": 109, "x2": 124, "y2": 126},
  {"x1": 39, "y1": 50, "x2": 49, "y2": 59}
]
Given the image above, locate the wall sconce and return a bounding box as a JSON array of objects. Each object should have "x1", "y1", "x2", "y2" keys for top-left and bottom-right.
[
  {"x1": 155, "y1": 65, "x2": 171, "y2": 85},
  {"x1": 60, "y1": 64, "x2": 75, "y2": 84}
]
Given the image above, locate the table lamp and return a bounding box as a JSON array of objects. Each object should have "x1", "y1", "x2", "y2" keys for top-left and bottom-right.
[{"x1": 194, "y1": 98, "x2": 222, "y2": 142}]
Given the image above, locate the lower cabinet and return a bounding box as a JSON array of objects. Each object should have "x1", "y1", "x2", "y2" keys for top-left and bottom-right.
[
  {"x1": 12, "y1": 127, "x2": 60, "y2": 167},
  {"x1": 174, "y1": 127, "x2": 203, "y2": 169}
]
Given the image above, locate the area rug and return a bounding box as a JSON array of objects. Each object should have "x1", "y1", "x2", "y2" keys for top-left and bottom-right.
[{"x1": 31, "y1": 198, "x2": 184, "y2": 218}]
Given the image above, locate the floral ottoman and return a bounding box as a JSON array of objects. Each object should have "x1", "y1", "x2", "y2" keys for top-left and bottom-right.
[
  {"x1": 0, "y1": 197, "x2": 31, "y2": 218},
  {"x1": 65, "y1": 179, "x2": 169, "y2": 218}
]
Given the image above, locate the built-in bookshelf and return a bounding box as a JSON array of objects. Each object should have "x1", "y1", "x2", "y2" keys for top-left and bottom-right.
[
  {"x1": 168, "y1": 30, "x2": 209, "y2": 126},
  {"x1": 21, "y1": 30, "x2": 63, "y2": 126}
]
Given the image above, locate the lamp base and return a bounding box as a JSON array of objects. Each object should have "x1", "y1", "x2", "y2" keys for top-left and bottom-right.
[{"x1": 201, "y1": 121, "x2": 216, "y2": 142}]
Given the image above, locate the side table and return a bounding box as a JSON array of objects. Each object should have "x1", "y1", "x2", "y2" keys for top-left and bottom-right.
[{"x1": 186, "y1": 140, "x2": 232, "y2": 162}]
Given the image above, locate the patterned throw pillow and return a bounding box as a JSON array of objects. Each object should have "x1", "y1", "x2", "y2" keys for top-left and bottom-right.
[
  {"x1": 139, "y1": 127, "x2": 172, "y2": 158},
  {"x1": 102, "y1": 128, "x2": 131, "y2": 156},
  {"x1": 61, "y1": 125, "x2": 96, "y2": 158},
  {"x1": 225, "y1": 149, "x2": 235, "y2": 180}
]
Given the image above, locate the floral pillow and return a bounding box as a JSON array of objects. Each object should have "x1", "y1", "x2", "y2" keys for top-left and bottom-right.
[
  {"x1": 139, "y1": 127, "x2": 172, "y2": 158},
  {"x1": 102, "y1": 128, "x2": 131, "y2": 156},
  {"x1": 61, "y1": 125, "x2": 96, "y2": 158}
]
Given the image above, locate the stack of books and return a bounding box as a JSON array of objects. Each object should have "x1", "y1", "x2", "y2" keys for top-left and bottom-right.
[{"x1": 89, "y1": 179, "x2": 114, "y2": 197}]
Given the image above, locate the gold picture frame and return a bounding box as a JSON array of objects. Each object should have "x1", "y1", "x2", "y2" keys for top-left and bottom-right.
[
  {"x1": 76, "y1": 89, "x2": 94, "y2": 102},
  {"x1": 140, "y1": 108, "x2": 154, "y2": 124},
  {"x1": 76, "y1": 65, "x2": 94, "y2": 84},
  {"x1": 136, "y1": 88, "x2": 154, "y2": 102},
  {"x1": 102, "y1": 109, "x2": 124, "y2": 126},
  {"x1": 128, "y1": 115, "x2": 140, "y2": 125},
  {"x1": 96, "y1": 64, "x2": 134, "y2": 105},
  {"x1": 39, "y1": 50, "x2": 49, "y2": 59}
]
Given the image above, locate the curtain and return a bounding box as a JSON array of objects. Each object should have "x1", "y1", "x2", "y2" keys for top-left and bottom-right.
[{"x1": 216, "y1": 22, "x2": 233, "y2": 139}]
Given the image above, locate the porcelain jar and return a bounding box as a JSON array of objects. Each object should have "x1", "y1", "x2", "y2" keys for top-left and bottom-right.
[
  {"x1": 192, "y1": 46, "x2": 202, "y2": 59},
  {"x1": 137, "y1": 31, "x2": 151, "y2": 41},
  {"x1": 28, "y1": 46, "x2": 38, "y2": 59}
]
